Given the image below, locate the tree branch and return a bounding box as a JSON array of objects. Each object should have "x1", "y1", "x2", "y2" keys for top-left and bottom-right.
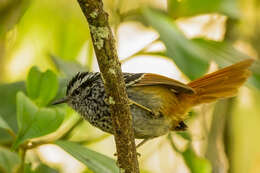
[{"x1": 77, "y1": 0, "x2": 140, "y2": 172}]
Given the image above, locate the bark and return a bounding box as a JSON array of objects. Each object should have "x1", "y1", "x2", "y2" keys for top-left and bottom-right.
[{"x1": 77, "y1": 0, "x2": 140, "y2": 172}]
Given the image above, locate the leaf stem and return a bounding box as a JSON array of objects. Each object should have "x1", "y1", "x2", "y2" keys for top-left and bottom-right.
[
  {"x1": 167, "y1": 133, "x2": 182, "y2": 154},
  {"x1": 18, "y1": 148, "x2": 26, "y2": 173},
  {"x1": 25, "y1": 113, "x2": 81, "y2": 149},
  {"x1": 120, "y1": 38, "x2": 160, "y2": 64},
  {"x1": 7, "y1": 129, "x2": 16, "y2": 139}
]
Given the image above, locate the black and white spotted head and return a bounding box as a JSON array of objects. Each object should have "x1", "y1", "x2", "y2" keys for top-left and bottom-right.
[
  {"x1": 66, "y1": 72, "x2": 100, "y2": 97},
  {"x1": 52, "y1": 72, "x2": 100, "y2": 105}
]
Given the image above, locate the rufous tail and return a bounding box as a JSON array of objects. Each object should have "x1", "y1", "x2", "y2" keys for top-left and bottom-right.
[{"x1": 187, "y1": 59, "x2": 254, "y2": 105}]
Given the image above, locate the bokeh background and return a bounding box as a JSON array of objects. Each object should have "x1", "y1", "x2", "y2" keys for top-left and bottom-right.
[{"x1": 0, "y1": 0, "x2": 260, "y2": 173}]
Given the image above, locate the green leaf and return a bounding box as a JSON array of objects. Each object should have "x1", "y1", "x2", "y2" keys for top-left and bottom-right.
[
  {"x1": 182, "y1": 145, "x2": 212, "y2": 173},
  {"x1": 36, "y1": 70, "x2": 59, "y2": 106},
  {"x1": 142, "y1": 9, "x2": 260, "y2": 87},
  {"x1": 0, "y1": 78, "x2": 68, "y2": 144},
  {"x1": 0, "y1": 78, "x2": 67, "y2": 144},
  {"x1": 82, "y1": 168, "x2": 94, "y2": 173},
  {"x1": 167, "y1": 0, "x2": 239, "y2": 19},
  {"x1": 26, "y1": 67, "x2": 59, "y2": 106},
  {"x1": 50, "y1": 54, "x2": 87, "y2": 77},
  {"x1": 17, "y1": 108, "x2": 64, "y2": 145},
  {"x1": 0, "y1": 115, "x2": 11, "y2": 132},
  {"x1": 175, "y1": 131, "x2": 191, "y2": 141},
  {"x1": 0, "y1": 115, "x2": 15, "y2": 144},
  {"x1": 169, "y1": 134, "x2": 212, "y2": 173},
  {"x1": 14, "y1": 92, "x2": 64, "y2": 149},
  {"x1": 0, "y1": 78, "x2": 67, "y2": 135},
  {"x1": 55, "y1": 140, "x2": 119, "y2": 173},
  {"x1": 0, "y1": 147, "x2": 20, "y2": 173},
  {"x1": 249, "y1": 72, "x2": 260, "y2": 89},
  {"x1": 192, "y1": 38, "x2": 260, "y2": 89},
  {"x1": 16, "y1": 92, "x2": 38, "y2": 135},
  {"x1": 0, "y1": 82, "x2": 25, "y2": 133},
  {"x1": 142, "y1": 8, "x2": 209, "y2": 80},
  {"x1": 192, "y1": 38, "x2": 249, "y2": 66},
  {"x1": 0, "y1": 130, "x2": 12, "y2": 144},
  {"x1": 26, "y1": 67, "x2": 42, "y2": 99},
  {"x1": 24, "y1": 163, "x2": 58, "y2": 173}
]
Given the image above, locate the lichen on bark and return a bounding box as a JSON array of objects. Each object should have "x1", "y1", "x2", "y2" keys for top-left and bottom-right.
[{"x1": 89, "y1": 25, "x2": 109, "y2": 50}]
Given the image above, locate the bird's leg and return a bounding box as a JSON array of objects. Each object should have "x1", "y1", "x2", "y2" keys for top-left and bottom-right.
[
  {"x1": 114, "y1": 139, "x2": 150, "y2": 157},
  {"x1": 129, "y1": 99, "x2": 159, "y2": 116},
  {"x1": 136, "y1": 138, "x2": 150, "y2": 148}
]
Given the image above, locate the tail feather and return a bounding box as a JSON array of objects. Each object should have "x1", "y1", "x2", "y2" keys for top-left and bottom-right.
[{"x1": 187, "y1": 59, "x2": 254, "y2": 105}]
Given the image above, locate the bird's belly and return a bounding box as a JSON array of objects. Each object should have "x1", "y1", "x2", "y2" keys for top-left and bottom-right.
[
  {"x1": 131, "y1": 105, "x2": 171, "y2": 139},
  {"x1": 77, "y1": 86, "x2": 173, "y2": 139},
  {"x1": 127, "y1": 87, "x2": 172, "y2": 138},
  {"x1": 81, "y1": 104, "x2": 171, "y2": 139}
]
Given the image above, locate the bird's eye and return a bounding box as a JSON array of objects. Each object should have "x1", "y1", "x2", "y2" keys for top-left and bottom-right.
[{"x1": 73, "y1": 89, "x2": 80, "y2": 95}]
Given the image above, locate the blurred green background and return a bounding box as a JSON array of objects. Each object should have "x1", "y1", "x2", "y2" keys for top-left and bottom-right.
[{"x1": 0, "y1": 0, "x2": 260, "y2": 172}]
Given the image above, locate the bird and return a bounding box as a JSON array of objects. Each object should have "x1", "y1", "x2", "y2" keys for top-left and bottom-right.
[{"x1": 52, "y1": 59, "x2": 254, "y2": 147}]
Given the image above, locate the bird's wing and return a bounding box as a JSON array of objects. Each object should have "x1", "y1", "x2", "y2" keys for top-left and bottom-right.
[{"x1": 124, "y1": 73, "x2": 195, "y2": 94}]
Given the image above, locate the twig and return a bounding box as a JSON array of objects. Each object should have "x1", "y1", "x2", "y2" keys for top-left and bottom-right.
[
  {"x1": 18, "y1": 148, "x2": 26, "y2": 173},
  {"x1": 167, "y1": 133, "x2": 182, "y2": 154},
  {"x1": 22, "y1": 114, "x2": 81, "y2": 150},
  {"x1": 77, "y1": 0, "x2": 140, "y2": 172},
  {"x1": 120, "y1": 38, "x2": 160, "y2": 64}
]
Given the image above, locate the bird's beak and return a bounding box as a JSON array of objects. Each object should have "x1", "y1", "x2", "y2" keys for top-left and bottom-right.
[{"x1": 52, "y1": 97, "x2": 69, "y2": 105}]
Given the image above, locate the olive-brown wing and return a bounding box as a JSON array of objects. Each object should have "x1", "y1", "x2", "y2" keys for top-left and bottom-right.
[{"x1": 133, "y1": 73, "x2": 195, "y2": 94}]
